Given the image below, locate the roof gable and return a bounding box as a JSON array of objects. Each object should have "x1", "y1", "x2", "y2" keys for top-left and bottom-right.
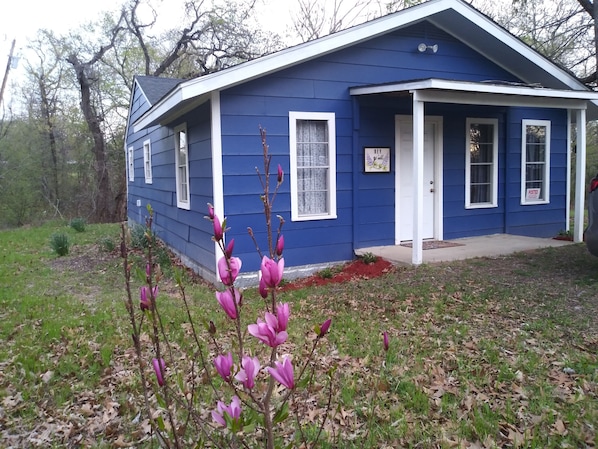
[
  {"x1": 135, "y1": 75, "x2": 185, "y2": 106},
  {"x1": 133, "y1": 0, "x2": 594, "y2": 131}
]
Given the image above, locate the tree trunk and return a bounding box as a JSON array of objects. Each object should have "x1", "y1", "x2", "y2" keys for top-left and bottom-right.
[{"x1": 68, "y1": 55, "x2": 114, "y2": 223}]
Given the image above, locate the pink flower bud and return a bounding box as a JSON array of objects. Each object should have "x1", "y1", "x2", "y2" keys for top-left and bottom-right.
[
  {"x1": 225, "y1": 238, "x2": 235, "y2": 258},
  {"x1": 276, "y1": 235, "x2": 284, "y2": 256},
  {"x1": 277, "y1": 164, "x2": 284, "y2": 183},
  {"x1": 214, "y1": 352, "x2": 234, "y2": 382},
  {"x1": 216, "y1": 288, "x2": 242, "y2": 320},
  {"x1": 318, "y1": 318, "x2": 332, "y2": 337},
  {"x1": 258, "y1": 275, "x2": 268, "y2": 299},
  {"x1": 152, "y1": 358, "x2": 166, "y2": 386},
  {"x1": 213, "y1": 215, "x2": 223, "y2": 241},
  {"x1": 207, "y1": 204, "x2": 215, "y2": 220},
  {"x1": 276, "y1": 302, "x2": 290, "y2": 332}
]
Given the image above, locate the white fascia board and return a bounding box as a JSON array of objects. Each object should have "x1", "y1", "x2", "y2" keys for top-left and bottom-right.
[
  {"x1": 134, "y1": 87, "x2": 185, "y2": 132},
  {"x1": 133, "y1": 0, "x2": 455, "y2": 131},
  {"x1": 350, "y1": 79, "x2": 598, "y2": 102},
  {"x1": 431, "y1": 2, "x2": 588, "y2": 92}
]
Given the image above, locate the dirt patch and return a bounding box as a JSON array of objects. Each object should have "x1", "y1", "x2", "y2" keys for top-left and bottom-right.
[{"x1": 281, "y1": 257, "x2": 395, "y2": 291}]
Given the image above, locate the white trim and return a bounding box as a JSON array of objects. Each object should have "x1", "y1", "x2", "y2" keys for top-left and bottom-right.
[
  {"x1": 520, "y1": 119, "x2": 551, "y2": 205},
  {"x1": 465, "y1": 118, "x2": 498, "y2": 208},
  {"x1": 127, "y1": 146, "x2": 134, "y2": 182},
  {"x1": 350, "y1": 79, "x2": 598, "y2": 101},
  {"x1": 211, "y1": 91, "x2": 225, "y2": 272},
  {"x1": 566, "y1": 110, "x2": 572, "y2": 232},
  {"x1": 133, "y1": 0, "x2": 597, "y2": 131},
  {"x1": 573, "y1": 109, "x2": 586, "y2": 242},
  {"x1": 174, "y1": 123, "x2": 191, "y2": 210},
  {"x1": 143, "y1": 139, "x2": 153, "y2": 184},
  {"x1": 289, "y1": 111, "x2": 337, "y2": 221}
]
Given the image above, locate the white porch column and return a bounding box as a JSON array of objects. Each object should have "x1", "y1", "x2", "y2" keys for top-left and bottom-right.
[
  {"x1": 412, "y1": 91, "x2": 425, "y2": 264},
  {"x1": 574, "y1": 108, "x2": 587, "y2": 243}
]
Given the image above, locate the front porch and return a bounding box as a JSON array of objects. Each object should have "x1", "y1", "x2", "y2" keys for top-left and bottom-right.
[{"x1": 355, "y1": 234, "x2": 575, "y2": 265}]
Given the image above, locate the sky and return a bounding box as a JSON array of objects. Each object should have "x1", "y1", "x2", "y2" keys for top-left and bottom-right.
[{"x1": 0, "y1": 0, "x2": 296, "y2": 105}]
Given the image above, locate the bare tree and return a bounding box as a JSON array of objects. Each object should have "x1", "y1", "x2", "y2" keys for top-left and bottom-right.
[{"x1": 292, "y1": 0, "x2": 377, "y2": 42}]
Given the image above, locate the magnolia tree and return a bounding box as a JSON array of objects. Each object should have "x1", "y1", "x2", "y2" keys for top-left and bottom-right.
[{"x1": 122, "y1": 129, "x2": 335, "y2": 448}]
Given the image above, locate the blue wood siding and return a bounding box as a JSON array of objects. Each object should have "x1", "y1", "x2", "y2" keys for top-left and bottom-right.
[{"x1": 126, "y1": 90, "x2": 216, "y2": 277}]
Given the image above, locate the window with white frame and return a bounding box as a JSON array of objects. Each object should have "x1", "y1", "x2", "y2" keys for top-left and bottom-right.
[
  {"x1": 143, "y1": 139, "x2": 153, "y2": 184},
  {"x1": 289, "y1": 111, "x2": 337, "y2": 221},
  {"x1": 128, "y1": 146, "x2": 134, "y2": 182},
  {"x1": 174, "y1": 124, "x2": 190, "y2": 209},
  {"x1": 465, "y1": 118, "x2": 498, "y2": 208},
  {"x1": 521, "y1": 119, "x2": 550, "y2": 204}
]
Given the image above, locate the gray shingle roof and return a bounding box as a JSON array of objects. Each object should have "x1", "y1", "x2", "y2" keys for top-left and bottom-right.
[{"x1": 135, "y1": 75, "x2": 185, "y2": 105}]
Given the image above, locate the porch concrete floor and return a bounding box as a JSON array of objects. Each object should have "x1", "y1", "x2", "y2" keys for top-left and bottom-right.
[{"x1": 355, "y1": 234, "x2": 575, "y2": 265}]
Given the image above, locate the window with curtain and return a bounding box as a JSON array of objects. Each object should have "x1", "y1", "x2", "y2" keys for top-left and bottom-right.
[
  {"x1": 521, "y1": 120, "x2": 550, "y2": 204},
  {"x1": 174, "y1": 124, "x2": 190, "y2": 209},
  {"x1": 143, "y1": 139, "x2": 153, "y2": 184},
  {"x1": 289, "y1": 112, "x2": 336, "y2": 221},
  {"x1": 465, "y1": 118, "x2": 498, "y2": 208}
]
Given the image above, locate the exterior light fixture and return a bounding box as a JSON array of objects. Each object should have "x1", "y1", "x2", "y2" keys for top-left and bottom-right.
[{"x1": 418, "y1": 43, "x2": 438, "y2": 53}]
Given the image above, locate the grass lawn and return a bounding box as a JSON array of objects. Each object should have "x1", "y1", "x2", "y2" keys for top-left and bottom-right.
[{"x1": 0, "y1": 222, "x2": 597, "y2": 448}]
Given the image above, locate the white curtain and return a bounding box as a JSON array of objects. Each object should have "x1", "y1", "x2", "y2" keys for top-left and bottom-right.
[{"x1": 296, "y1": 120, "x2": 329, "y2": 215}]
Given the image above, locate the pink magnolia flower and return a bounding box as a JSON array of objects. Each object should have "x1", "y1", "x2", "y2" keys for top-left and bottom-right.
[
  {"x1": 214, "y1": 352, "x2": 234, "y2": 382},
  {"x1": 248, "y1": 316, "x2": 288, "y2": 348},
  {"x1": 152, "y1": 358, "x2": 166, "y2": 386},
  {"x1": 217, "y1": 256, "x2": 242, "y2": 286},
  {"x1": 235, "y1": 355, "x2": 261, "y2": 389},
  {"x1": 140, "y1": 285, "x2": 158, "y2": 311},
  {"x1": 383, "y1": 331, "x2": 389, "y2": 352},
  {"x1": 215, "y1": 288, "x2": 242, "y2": 320},
  {"x1": 212, "y1": 396, "x2": 242, "y2": 426},
  {"x1": 277, "y1": 164, "x2": 284, "y2": 183},
  {"x1": 207, "y1": 204, "x2": 215, "y2": 220},
  {"x1": 260, "y1": 256, "x2": 284, "y2": 288},
  {"x1": 318, "y1": 318, "x2": 332, "y2": 337},
  {"x1": 268, "y1": 357, "x2": 295, "y2": 389},
  {"x1": 213, "y1": 215, "x2": 223, "y2": 241},
  {"x1": 276, "y1": 235, "x2": 284, "y2": 256}
]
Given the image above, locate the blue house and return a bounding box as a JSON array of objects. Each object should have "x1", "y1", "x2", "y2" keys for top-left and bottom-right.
[{"x1": 126, "y1": 0, "x2": 598, "y2": 283}]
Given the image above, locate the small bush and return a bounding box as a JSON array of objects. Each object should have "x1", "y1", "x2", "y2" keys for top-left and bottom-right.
[
  {"x1": 130, "y1": 224, "x2": 156, "y2": 249},
  {"x1": 50, "y1": 233, "x2": 70, "y2": 256},
  {"x1": 361, "y1": 252, "x2": 378, "y2": 264},
  {"x1": 99, "y1": 237, "x2": 116, "y2": 253},
  {"x1": 69, "y1": 218, "x2": 86, "y2": 233},
  {"x1": 318, "y1": 267, "x2": 334, "y2": 279}
]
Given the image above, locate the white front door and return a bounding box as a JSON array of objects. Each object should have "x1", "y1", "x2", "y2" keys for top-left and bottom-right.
[{"x1": 395, "y1": 116, "x2": 442, "y2": 243}]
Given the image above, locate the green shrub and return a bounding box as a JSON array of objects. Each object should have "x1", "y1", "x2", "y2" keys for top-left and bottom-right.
[
  {"x1": 50, "y1": 233, "x2": 70, "y2": 256},
  {"x1": 99, "y1": 236, "x2": 116, "y2": 253},
  {"x1": 69, "y1": 218, "x2": 86, "y2": 232},
  {"x1": 130, "y1": 224, "x2": 156, "y2": 249},
  {"x1": 361, "y1": 252, "x2": 378, "y2": 264}
]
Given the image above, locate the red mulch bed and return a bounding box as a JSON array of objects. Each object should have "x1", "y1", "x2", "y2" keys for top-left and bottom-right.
[{"x1": 280, "y1": 258, "x2": 395, "y2": 291}]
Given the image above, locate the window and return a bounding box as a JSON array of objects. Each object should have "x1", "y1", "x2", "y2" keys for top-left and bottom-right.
[
  {"x1": 289, "y1": 112, "x2": 336, "y2": 221},
  {"x1": 128, "y1": 146, "x2": 134, "y2": 182},
  {"x1": 521, "y1": 120, "x2": 550, "y2": 204},
  {"x1": 465, "y1": 118, "x2": 498, "y2": 208},
  {"x1": 174, "y1": 124, "x2": 190, "y2": 209},
  {"x1": 143, "y1": 139, "x2": 153, "y2": 184}
]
